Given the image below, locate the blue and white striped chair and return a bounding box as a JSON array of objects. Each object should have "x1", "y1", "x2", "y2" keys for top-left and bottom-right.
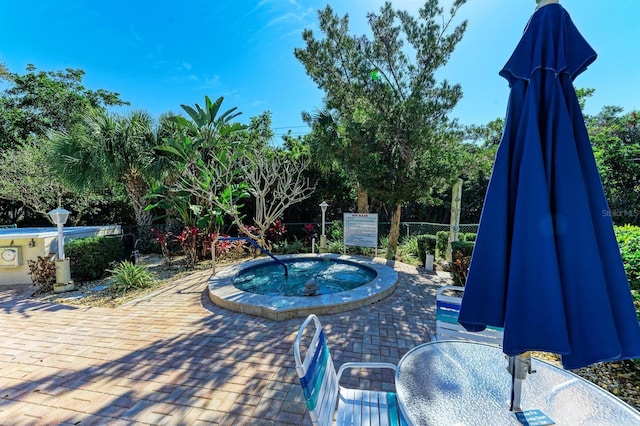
[
  {"x1": 294, "y1": 314, "x2": 407, "y2": 426},
  {"x1": 435, "y1": 285, "x2": 504, "y2": 345}
]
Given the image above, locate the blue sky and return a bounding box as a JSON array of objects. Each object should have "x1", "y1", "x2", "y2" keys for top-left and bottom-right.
[{"x1": 1, "y1": 0, "x2": 638, "y2": 142}]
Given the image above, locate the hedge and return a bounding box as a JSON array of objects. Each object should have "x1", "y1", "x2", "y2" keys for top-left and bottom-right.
[{"x1": 66, "y1": 236, "x2": 124, "y2": 281}]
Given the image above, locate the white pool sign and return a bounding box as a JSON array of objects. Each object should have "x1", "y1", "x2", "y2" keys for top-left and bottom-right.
[{"x1": 343, "y1": 213, "x2": 378, "y2": 254}]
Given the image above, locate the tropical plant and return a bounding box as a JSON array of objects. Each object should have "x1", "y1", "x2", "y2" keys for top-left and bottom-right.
[
  {"x1": 327, "y1": 240, "x2": 344, "y2": 254},
  {"x1": 151, "y1": 227, "x2": 172, "y2": 265},
  {"x1": 233, "y1": 146, "x2": 316, "y2": 247},
  {"x1": 52, "y1": 109, "x2": 160, "y2": 229},
  {"x1": 149, "y1": 96, "x2": 251, "y2": 273},
  {"x1": 303, "y1": 223, "x2": 318, "y2": 245},
  {"x1": 175, "y1": 226, "x2": 199, "y2": 268},
  {"x1": 267, "y1": 219, "x2": 287, "y2": 245},
  {"x1": 109, "y1": 261, "x2": 157, "y2": 294}
]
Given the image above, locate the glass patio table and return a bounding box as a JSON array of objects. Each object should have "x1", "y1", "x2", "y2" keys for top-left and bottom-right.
[{"x1": 395, "y1": 340, "x2": 640, "y2": 425}]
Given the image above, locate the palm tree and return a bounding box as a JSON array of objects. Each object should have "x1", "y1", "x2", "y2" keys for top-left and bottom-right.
[{"x1": 52, "y1": 109, "x2": 159, "y2": 229}]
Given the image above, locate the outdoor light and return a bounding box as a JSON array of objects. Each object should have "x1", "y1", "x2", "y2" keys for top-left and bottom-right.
[
  {"x1": 48, "y1": 207, "x2": 70, "y2": 259},
  {"x1": 48, "y1": 207, "x2": 74, "y2": 292},
  {"x1": 319, "y1": 201, "x2": 329, "y2": 253},
  {"x1": 320, "y1": 202, "x2": 328, "y2": 236},
  {"x1": 48, "y1": 207, "x2": 70, "y2": 226}
]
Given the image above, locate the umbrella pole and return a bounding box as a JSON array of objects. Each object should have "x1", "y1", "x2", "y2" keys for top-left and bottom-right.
[{"x1": 508, "y1": 352, "x2": 533, "y2": 411}]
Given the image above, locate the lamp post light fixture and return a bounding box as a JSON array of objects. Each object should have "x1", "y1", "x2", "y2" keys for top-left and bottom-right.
[
  {"x1": 48, "y1": 207, "x2": 73, "y2": 292},
  {"x1": 48, "y1": 207, "x2": 70, "y2": 259},
  {"x1": 319, "y1": 201, "x2": 329, "y2": 253}
]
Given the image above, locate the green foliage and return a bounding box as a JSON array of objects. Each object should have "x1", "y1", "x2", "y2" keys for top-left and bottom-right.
[
  {"x1": 273, "y1": 238, "x2": 307, "y2": 255},
  {"x1": 52, "y1": 109, "x2": 159, "y2": 228},
  {"x1": 615, "y1": 224, "x2": 640, "y2": 292},
  {"x1": 417, "y1": 235, "x2": 437, "y2": 266},
  {"x1": 397, "y1": 235, "x2": 420, "y2": 264},
  {"x1": 27, "y1": 254, "x2": 56, "y2": 292},
  {"x1": 328, "y1": 220, "x2": 344, "y2": 242},
  {"x1": 0, "y1": 139, "x2": 104, "y2": 224},
  {"x1": 436, "y1": 231, "x2": 449, "y2": 258},
  {"x1": 465, "y1": 233, "x2": 477, "y2": 242},
  {"x1": 327, "y1": 240, "x2": 344, "y2": 254},
  {"x1": 378, "y1": 235, "x2": 390, "y2": 251},
  {"x1": 149, "y1": 96, "x2": 250, "y2": 235},
  {"x1": 0, "y1": 64, "x2": 127, "y2": 150},
  {"x1": 450, "y1": 241, "x2": 475, "y2": 257},
  {"x1": 295, "y1": 1, "x2": 468, "y2": 255},
  {"x1": 589, "y1": 109, "x2": 640, "y2": 226},
  {"x1": 66, "y1": 236, "x2": 123, "y2": 281},
  {"x1": 108, "y1": 261, "x2": 157, "y2": 293}
]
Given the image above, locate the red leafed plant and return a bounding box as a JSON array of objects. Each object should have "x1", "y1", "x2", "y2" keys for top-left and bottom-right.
[
  {"x1": 27, "y1": 253, "x2": 57, "y2": 293},
  {"x1": 151, "y1": 228, "x2": 172, "y2": 265},
  {"x1": 176, "y1": 226, "x2": 199, "y2": 268}
]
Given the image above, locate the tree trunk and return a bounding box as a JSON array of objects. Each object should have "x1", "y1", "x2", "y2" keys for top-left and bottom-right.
[
  {"x1": 387, "y1": 202, "x2": 402, "y2": 259},
  {"x1": 357, "y1": 184, "x2": 369, "y2": 213},
  {"x1": 125, "y1": 172, "x2": 152, "y2": 229}
]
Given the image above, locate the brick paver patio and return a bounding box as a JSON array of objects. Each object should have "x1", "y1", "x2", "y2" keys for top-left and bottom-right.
[{"x1": 0, "y1": 261, "x2": 449, "y2": 425}]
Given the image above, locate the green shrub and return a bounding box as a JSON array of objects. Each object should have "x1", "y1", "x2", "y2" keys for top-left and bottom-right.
[
  {"x1": 398, "y1": 235, "x2": 420, "y2": 264},
  {"x1": 450, "y1": 241, "x2": 475, "y2": 258},
  {"x1": 615, "y1": 224, "x2": 640, "y2": 292},
  {"x1": 465, "y1": 232, "x2": 477, "y2": 242},
  {"x1": 66, "y1": 236, "x2": 123, "y2": 281},
  {"x1": 108, "y1": 261, "x2": 157, "y2": 293},
  {"x1": 436, "y1": 231, "x2": 449, "y2": 258},
  {"x1": 417, "y1": 235, "x2": 437, "y2": 266},
  {"x1": 457, "y1": 233, "x2": 467, "y2": 242}
]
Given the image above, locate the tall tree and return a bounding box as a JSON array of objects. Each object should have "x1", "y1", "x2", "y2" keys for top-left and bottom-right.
[
  {"x1": 0, "y1": 64, "x2": 127, "y2": 150},
  {"x1": 295, "y1": 1, "x2": 468, "y2": 258}
]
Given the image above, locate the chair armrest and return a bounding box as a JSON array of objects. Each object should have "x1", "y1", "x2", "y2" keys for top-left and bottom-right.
[{"x1": 336, "y1": 362, "x2": 397, "y2": 382}]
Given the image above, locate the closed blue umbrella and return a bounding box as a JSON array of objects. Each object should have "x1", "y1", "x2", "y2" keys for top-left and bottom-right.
[{"x1": 458, "y1": 0, "x2": 640, "y2": 377}]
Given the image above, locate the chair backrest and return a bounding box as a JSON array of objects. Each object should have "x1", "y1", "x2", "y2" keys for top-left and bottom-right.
[
  {"x1": 436, "y1": 285, "x2": 504, "y2": 346},
  {"x1": 294, "y1": 314, "x2": 340, "y2": 426}
]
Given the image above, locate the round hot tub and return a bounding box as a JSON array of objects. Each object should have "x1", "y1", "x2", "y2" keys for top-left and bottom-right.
[{"x1": 208, "y1": 253, "x2": 398, "y2": 321}]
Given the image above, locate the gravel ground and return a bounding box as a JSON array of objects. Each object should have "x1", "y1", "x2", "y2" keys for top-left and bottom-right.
[{"x1": 574, "y1": 360, "x2": 640, "y2": 411}]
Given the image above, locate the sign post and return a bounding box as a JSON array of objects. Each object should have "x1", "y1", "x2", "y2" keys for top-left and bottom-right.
[{"x1": 343, "y1": 213, "x2": 379, "y2": 256}]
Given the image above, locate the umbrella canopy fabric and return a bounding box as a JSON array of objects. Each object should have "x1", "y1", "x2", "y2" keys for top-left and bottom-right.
[{"x1": 458, "y1": 3, "x2": 640, "y2": 370}]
